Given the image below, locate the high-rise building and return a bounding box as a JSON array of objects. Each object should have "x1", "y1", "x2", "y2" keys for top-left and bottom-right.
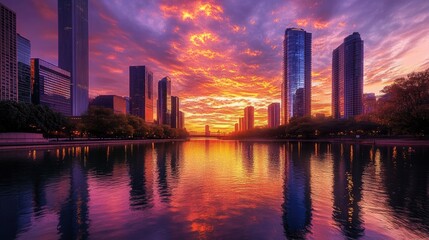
[
  {"x1": 268, "y1": 103, "x2": 281, "y2": 128},
  {"x1": 205, "y1": 125, "x2": 210, "y2": 136},
  {"x1": 332, "y1": 32, "x2": 364, "y2": 119},
  {"x1": 363, "y1": 93, "x2": 376, "y2": 115},
  {"x1": 129, "y1": 66, "x2": 153, "y2": 122},
  {"x1": 282, "y1": 28, "x2": 312, "y2": 123},
  {"x1": 171, "y1": 96, "x2": 180, "y2": 128},
  {"x1": 234, "y1": 123, "x2": 238, "y2": 132},
  {"x1": 31, "y1": 58, "x2": 71, "y2": 116},
  {"x1": 244, "y1": 106, "x2": 254, "y2": 131},
  {"x1": 58, "y1": 0, "x2": 89, "y2": 116},
  {"x1": 0, "y1": 3, "x2": 17, "y2": 101},
  {"x1": 157, "y1": 77, "x2": 171, "y2": 125},
  {"x1": 91, "y1": 95, "x2": 127, "y2": 114},
  {"x1": 17, "y1": 34, "x2": 31, "y2": 103},
  {"x1": 239, "y1": 117, "x2": 244, "y2": 132},
  {"x1": 179, "y1": 111, "x2": 185, "y2": 129}
]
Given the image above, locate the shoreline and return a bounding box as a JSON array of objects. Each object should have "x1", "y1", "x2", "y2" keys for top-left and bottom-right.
[{"x1": 0, "y1": 138, "x2": 188, "y2": 151}]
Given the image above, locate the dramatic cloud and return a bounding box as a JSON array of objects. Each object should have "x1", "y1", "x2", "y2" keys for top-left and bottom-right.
[{"x1": 3, "y1": 0, "x2": 429, "y2": 132}]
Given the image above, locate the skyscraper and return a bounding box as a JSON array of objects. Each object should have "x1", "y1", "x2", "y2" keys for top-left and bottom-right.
[
  {"x1": 0, "y1": 3, "x2": 17, "y2": 101},
  {"x1": 282, "y1": 28, "x2": 312, "y2": 123},
  {"x1": 332, "y1": 32, "x2": 364, "y2": 119},
  {"x1": 268, "y1": 103, "x2": 280, "y2": 128},
  {"x1": 239, "y1": 117, "x2": 244, "y2": 132},
  {"x1": 244, "y1": 106, "x2": 254, "y2": 131},
  {"x1": 17, "y1": 34, "x2": 31, "y2": 103},
  {"x1": 157, "y1": 77, "x2": 171, "y2": 125},
  {"x1": 179, "y1": 111, "x2": 185, "y2": 129},
  {"x1": 171, "y1": 96, "x2": 180, "y2": 128},
  {"x1": 31, "y1": 58, "x2": 72, "y2": 116},
  {"x1": 58, "y1": 0, "x2": 89, "y2": 116},
  {"x1": 129, "y1": 66, "x2": 153, "y2": 122}
]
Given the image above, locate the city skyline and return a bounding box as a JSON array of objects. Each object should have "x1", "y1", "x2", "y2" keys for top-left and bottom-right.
[{"x1": 2, "y1": 0, "x2": 429, "y2": 132}]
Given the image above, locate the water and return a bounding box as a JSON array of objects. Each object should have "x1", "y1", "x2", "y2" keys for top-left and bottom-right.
[{"x1": 0, "y1": 139, "x2": 428, "y2": 239}]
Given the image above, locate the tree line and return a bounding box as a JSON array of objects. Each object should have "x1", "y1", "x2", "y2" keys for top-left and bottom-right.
[{"x1": 0, "y1": 102, "x2": 188, "y2": 139}]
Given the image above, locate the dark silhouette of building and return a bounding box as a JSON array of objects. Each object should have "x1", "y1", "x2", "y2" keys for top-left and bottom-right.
[
  {"x1": 171, "y1": 96, "x2": 180, "y2": 128},
  {"x1": 244, "y1": 106, "x2": 254, "y2": 130},
  {"x1": 58, "y1": 0, "x2": 89, "y2": 116},
  {"x1": 157, "y1": 77, "x2": 171, "y2": 125},
  {"x1": 179, "y1": 111, "x2": 185, "y2": 129},
  {"x1": 91, "y1": 95, "x2": 127, "y2": 114},
  {"x1": 332, "y1": 32, "x2": 364, "y2": 119},
  {"x1": 31, "y1": 58, "x2": 72, "y2": 116},
  {"x1": 17, "y1": 34, "x2": 31, "y2": 103},
  {"x1": 363, "y1": 93, "x2": 376, "y2": 114},
  {"x1": 268, "y1": 102, "x2": 280, "y2": 128},
  {"x1": 0, "y1": 3, "x2": 17, "y2": 101},
  {"x1": 205, "y1": 125, "x2": 210, "y2": 136},
  {"x1": 282, "y1": 28, "x2": 312, "y2": 123},
  {"x1": 129, "y1": 66, "x2": 153, "y2": 122},
  {"x1": 239, "y1": 117, "x2": 244, "y2": 132}
]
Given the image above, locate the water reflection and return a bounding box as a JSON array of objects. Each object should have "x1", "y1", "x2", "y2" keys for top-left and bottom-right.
[
  {"x1": 0, "y1": 141, "x2": 428, "y2": 239},
  {"x1": 282, "y1": 142, "x2": 312, "y2": 238}
]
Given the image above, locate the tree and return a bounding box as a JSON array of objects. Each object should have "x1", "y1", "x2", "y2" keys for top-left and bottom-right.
[{"x1": 377, "y1": 69, "x2": 429, "y2": 135}]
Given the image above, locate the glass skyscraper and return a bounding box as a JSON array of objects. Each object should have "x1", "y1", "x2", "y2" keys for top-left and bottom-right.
[
  {"x1": 17, "y1": 34, "x2": 31, "y2": 103},
  {"x1": 31, "y1": 58, "x2": 72, "y2": 116},
  {"x1": 0, "y1": 3, "x2": 17, "y2": 101},
  {"x1": 282, "y1": 28, "x2": 312, "y2": 123},
  {"x1": 157, "y1": 77, "x2": 171, "y2": 125},
  {"x1": 129, "y1": 66, "x2": 154, "y2": 122},
  {"x1": 268, "y1": 102, "x2": 280, "y2": 128},
  {"x1": 58, "y1": 0, "x2": 89, "y2": 116},
  {"x1": 171, "y1": 96, "x2": 180, "y2": 128},
  {"x1": 332, "y1": 32, "x2": 364, "y2": 119}
]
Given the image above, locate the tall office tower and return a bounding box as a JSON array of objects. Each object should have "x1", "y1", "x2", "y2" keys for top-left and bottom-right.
[
  {"x1": 332, "y1": 32, "x2": 364, "y2": 119},
  {"x1": 171, "y1": 96, "x2": 180, "y2": 128},
  {"x1": 239, "y1": 117, "x2": 244, "y2": 132},
  {"x1": 91, "y1": 95, "x2": 127, "y2": 114},
  {"x1": 157, "y1": 77, "x2": 171, "y2": 125},
  {"x1": 31, "y1": 58, "x2": 72, "y2": 116},
  {"x1": 58, "y1": 0, "x2": 89, "y2": 116},
  {"x1": 0, "y1": 3, "x2": 17, "y2": 101},
  {"x1": 282, "y1": 28, "x2": 312, "y2": 123},
  {"x1": 363, "y1": 93, "x2": 376, "y2": 115},
  {"x1": 205, "y1": 125, "x2": 210, "y2": 136},
  {"x1": 17, "y1": 34, "x2": 31, "y2": 103},
  {"x1": 244, "y1": 106, "x2": 254, "y2": 131},
  {"x1": 179, "y1": 111, "x2": 185, "y2": 129},
  {"x1": 129, "y1": 66, "x2": 154, "y2": 122},
  {"x1": 234, "y1": 123, "x2": 238, "y2": 132},
  {"x1": 268, "y1": 102, "x2": 281, "y2": 128}
]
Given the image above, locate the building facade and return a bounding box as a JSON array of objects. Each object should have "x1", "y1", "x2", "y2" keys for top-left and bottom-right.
[
  {"x1": 31, "y1": 58, "x2": 71, "y2": 116},
  {"x1": 363, "y1": 93, "x2": 376, "y2": 115},
  {"x1": 268, "y1": 102, "x2": 280, "y2": 128},
  {"x1": 332, "y1": 32, "x2": 364, "y2": 119},
  {"x1": 171, "y1": 96, "x2": 180, "y2": 128},
  {"x1": 58, "y1": 0, "x2": 89, "y2": 116},
  {"x1": 179, "y1": 111, "x2": 185, "y2": 129},
  {"x1": 0, "y1": 3, "x2": 17, "y2": 101},
  {"x1": 282, "y1": 28, "x2": 312, "y2": 123},
  {"x1": 244, "y1": 106, "x2": 254, "y2": 131},
  {"x1": 17, "y1": 34, "x2": 31, "y2": 103},
  {"x1": 129, "y1": 66, "x2": 153, "y2": 122},
  {"x1": 239, "y1": 117, "x2": 244, "y2": 132},
  {"x1": 157, "y1": 77, "x2": 171, "y2": 125},
  {"x1": 91, "y1": 95, "x2": 127, "y2": 114}
]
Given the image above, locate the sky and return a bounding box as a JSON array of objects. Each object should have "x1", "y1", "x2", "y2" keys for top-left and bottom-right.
[{"x1": 2, "y1": 0, "x2": 429, "y2": 133}]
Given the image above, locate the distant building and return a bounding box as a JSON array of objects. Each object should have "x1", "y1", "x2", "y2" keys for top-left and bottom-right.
[
  {"x1": 205, "y1": 125, "x2": 210, "y2": 136},
  {"x1": 124, "y1": 97, "x2": 130, "y2": 114},
  {"x1": 244, "y1": 106, "x2": 254, "y2": 131},
  {"x1": 91, "y1": 95, "x2": 127, "y2": 114},
  {"x1": 179, "y1": 111, "x2": 185, "y2": 129},
  {"x1": 31, "y1": 58, "x2": 71, "y2": 116},
  {"x1": 268, "y1": 103, "x2": 280, "y2": 128},
  {"x1": 363, "y1": 93, "x2": 376, "y2": 114},
  {"x1": 234, "y1": 123, "x2": 238, "y2": 132},
  {"x1": 171, "y1": 96, "x2": 180, "y2": 128},
  {"x1": 332, "y1": 32, "x2": 364, "y2": 119},
  {"x1": 17, "y1": 34, "x2": 31, "y2": 103},
  {"x1": 282, "y1": 28, "x2": 312, "y2": 123},
  {"x1": 239, "y1": 117, "x2": 244, "y2": 132},
  {"x1": 58, "y1": 0, "x2": 89, "y2": 116},
  {"x1": 129, "y1": 66, "x2": 153, "y2": 122},
  {"x1": 157, "y1": 77, "x2": 172, "y2": 125},
  {"x1": 0, "y1": 3, "x2": 17, "y2": 101}
]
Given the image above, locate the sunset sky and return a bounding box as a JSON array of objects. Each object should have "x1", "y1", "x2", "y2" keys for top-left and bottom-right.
[{"x1": 2, "y1": 0, "x2": 429, "y2": 132}]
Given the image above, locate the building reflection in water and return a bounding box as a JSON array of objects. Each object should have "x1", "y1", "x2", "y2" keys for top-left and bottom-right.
[
  {"x1": 267, "y1": 144, "x2": 281, "y2": 176},
  {"x1": 57, "y1": 147, "x2": 90, "y2": 239},
  {"x1": 128, "y1": 144, "x2": 154, "y2": 210},
  {"x1": 241, "y1": 142, "x2": 254, "y2": 174},
  {"x1": 282, "y1": 142, "x2": 312, "y2": 238},
  {"x1": 332, "y1": 144, "x2": 364, "y2": 239}
]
